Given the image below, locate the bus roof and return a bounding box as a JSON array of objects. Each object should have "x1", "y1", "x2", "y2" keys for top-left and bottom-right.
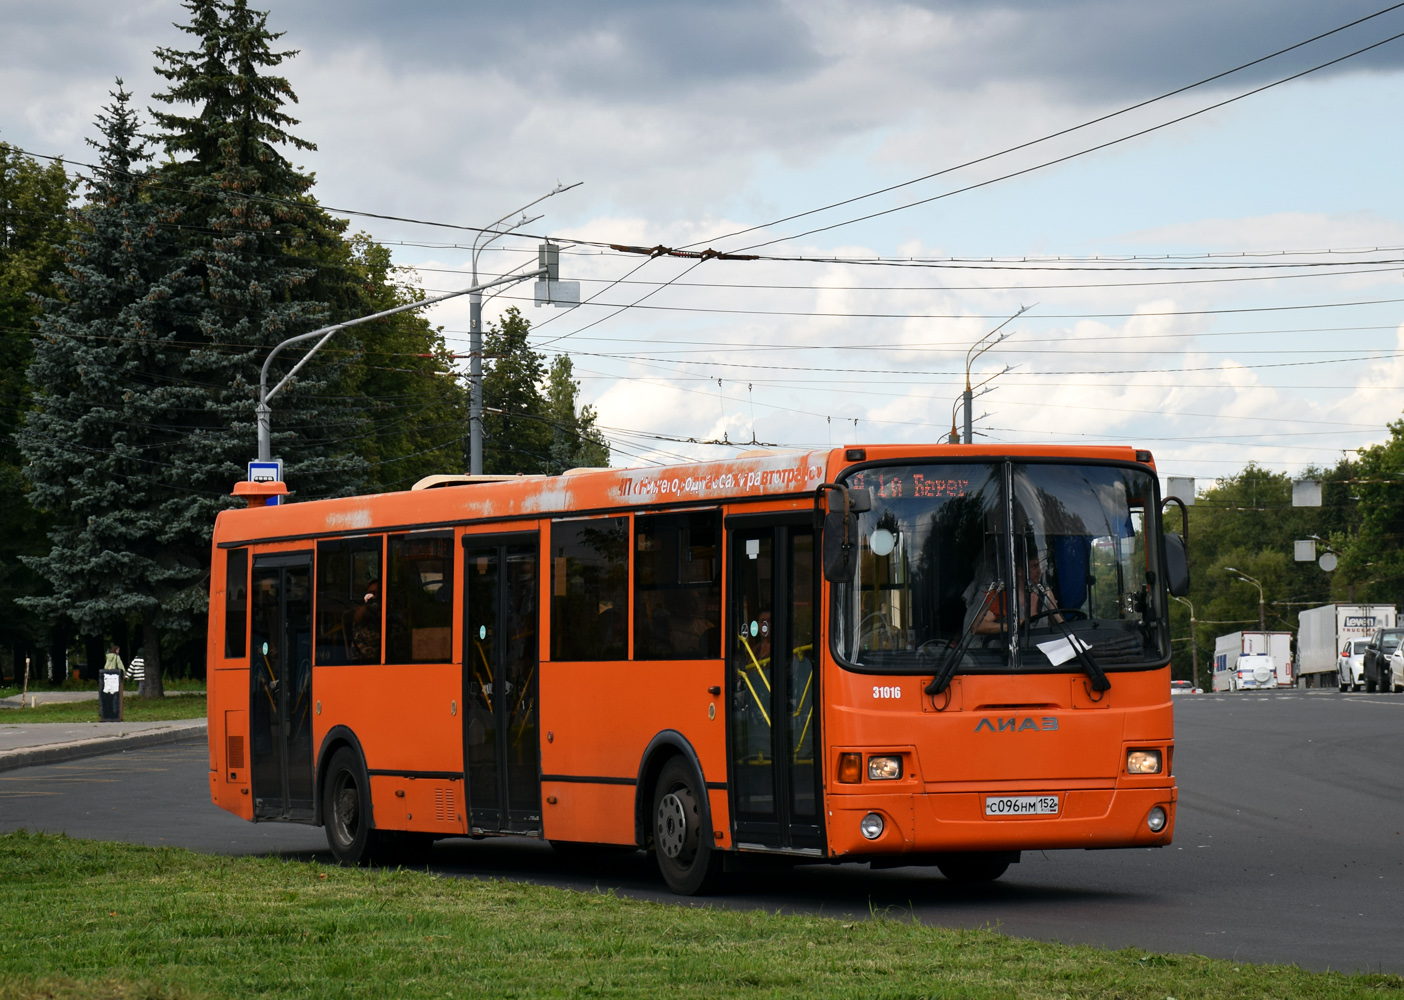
[{"x1": 213, "y1": 442, "x2": 1151, "y2": 548}]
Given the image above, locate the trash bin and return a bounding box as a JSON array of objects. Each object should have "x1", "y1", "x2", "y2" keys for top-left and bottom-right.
[{"x1": 99, "y1": 668, "x2": 123, "y2": 722}]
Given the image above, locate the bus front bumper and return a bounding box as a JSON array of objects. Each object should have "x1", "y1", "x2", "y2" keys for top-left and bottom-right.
[{"x1": 827, "y1": 784, "x2": 1177, "y2": 857}]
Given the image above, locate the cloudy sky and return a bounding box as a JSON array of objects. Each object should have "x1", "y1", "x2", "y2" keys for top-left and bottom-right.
[{"x1": 6, "y1": 0, "x2": 1404, "y2": 484}]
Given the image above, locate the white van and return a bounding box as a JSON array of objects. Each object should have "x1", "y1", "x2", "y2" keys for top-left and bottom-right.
[{"x1": 1235, "y1": 654, "x2": 1278, "y2": 690}]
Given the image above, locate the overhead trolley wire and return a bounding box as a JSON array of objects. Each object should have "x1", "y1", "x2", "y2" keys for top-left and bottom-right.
[
  {"x1": 726, "y1": 14, "x2": 1404, "y2": 251},
  {"x1": 681, "y1": 2, "x2": 1404, "y2": 249}
]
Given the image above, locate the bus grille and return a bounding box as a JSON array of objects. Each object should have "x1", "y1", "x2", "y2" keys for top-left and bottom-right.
[
  {"x1": 226, "y1": 735, "x2": 245, "y2": 770},
  {"x1": 435, "y1": 787, "x2": 455, "y2": 822}
]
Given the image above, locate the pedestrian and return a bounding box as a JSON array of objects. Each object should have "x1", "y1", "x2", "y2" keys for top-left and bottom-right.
[
  {"x1": 125, "y1": 652, "x2": 146, "y2": 698},
  {"x1": 103, "y1": 644, "x2": 124, "y2": 675}
]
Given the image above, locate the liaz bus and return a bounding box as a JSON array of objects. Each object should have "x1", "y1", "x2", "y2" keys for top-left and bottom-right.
[{"x1": 208, "y1": 444, "x2": 1188, "y2": 894}]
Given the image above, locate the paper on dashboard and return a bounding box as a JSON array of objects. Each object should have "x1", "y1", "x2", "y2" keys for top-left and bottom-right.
[{"x1": 1036, "y1": 633, "x2": 1090, "y2": 667}]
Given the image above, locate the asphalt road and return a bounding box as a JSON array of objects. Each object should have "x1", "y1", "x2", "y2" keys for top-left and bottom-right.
[{"x1": 3, "y1": 690, "x2": 1402, "y2": 974}]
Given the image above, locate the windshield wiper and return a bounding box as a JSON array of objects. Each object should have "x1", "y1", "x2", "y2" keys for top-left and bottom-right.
[
  {"x1": 924, "y1": 582, "x2": 1001, "y2": 698},
  {"x1": 1034, "y1": 583, "x2": 1111, "y2": 693}
]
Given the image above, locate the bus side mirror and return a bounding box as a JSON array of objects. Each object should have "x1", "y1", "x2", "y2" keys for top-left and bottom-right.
[
  {"x1": 823, "y1": 510, "x2": 859, "y2": 582},
  {"x1": 1164, "y1": 534, "x2": 1190, "y2": 596},
  {"x1": 818, "y1": 484, "x2": 871, "y2": 583}
]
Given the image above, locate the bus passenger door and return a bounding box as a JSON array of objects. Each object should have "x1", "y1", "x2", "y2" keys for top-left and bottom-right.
[
  {"x1": 249, "y1": 553, "x2": 315, "y2": 822},
  {"x1": 728, "y1": 519, "x2": 824, "y2": 853},
  {"x1": 463, "y1": 534, "x2": 542, "y2": 835}
]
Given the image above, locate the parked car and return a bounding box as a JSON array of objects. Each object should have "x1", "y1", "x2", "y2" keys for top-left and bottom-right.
[
  {"x1": 1362, "y1": 627, "x2": 1404, "y2": 692},
  {"x1": 1390, "y1": 644, "x2": 1404, "y2": 694},
  {"x1": 1339, "y1": 639, "x2": 1369, "y2": 691}
]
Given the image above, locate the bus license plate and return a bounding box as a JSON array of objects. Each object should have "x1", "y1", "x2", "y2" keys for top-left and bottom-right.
[{"x1": 985, "y1": 795, "x2": 1060, "y2": 817}]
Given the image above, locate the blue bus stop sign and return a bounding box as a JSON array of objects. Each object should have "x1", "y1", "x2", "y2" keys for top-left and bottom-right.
[{"x1": 247, "y1": 460, "x2": 283, "y2": 505}]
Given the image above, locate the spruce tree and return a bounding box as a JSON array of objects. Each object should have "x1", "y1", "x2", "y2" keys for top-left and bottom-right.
[
  {"x1": 149, "y1": 0, "x2": 368, "y2": 503},
  {"x1": 544, "y1": 354, "x2": 610, "y2": 474},
  {"x1": 20, "y1": 81, "x2": 208, "y2": 697},
  {"x1": 0, "y1": 142, "x2": 74, "y2": 677},
  {"x1": 481, "y1": 307, "x2": 610, "y2": 475},
  {"x1": 482, "y1": 306, "x2": 551, "y2": 475}
]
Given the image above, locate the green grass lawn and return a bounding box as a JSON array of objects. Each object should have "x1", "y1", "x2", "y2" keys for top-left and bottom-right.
[
  {"x1": 0, "y1": 694, "x2": 206, "y2": 724},
  {"x1": 0, "y1": 831, "x2": 1398, "y2": 1000}
]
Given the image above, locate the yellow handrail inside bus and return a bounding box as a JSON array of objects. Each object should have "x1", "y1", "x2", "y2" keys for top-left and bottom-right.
[{"x1": 472, "y1": 640, "x2": 494, "y2": 713}]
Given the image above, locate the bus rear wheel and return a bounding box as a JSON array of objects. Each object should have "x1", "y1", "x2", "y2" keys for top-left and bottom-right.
[
  {"x1": 652, "y1": 758, "x2": 723, "y2": 895},
  {"x1": 936, "y1": 853, "x2": 1011, "y2": 884},
  {"x1": 323, "y1": 747, "x2": 382, "y2": 865}
]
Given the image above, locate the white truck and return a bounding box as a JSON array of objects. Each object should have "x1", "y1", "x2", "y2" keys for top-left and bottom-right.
[
  {"x1": 1297, "y1": 604, "x2": 1398, "y2": 689},
  {"x1": 1212, "y1": 631, "x2": 1294, "y2": 691}
]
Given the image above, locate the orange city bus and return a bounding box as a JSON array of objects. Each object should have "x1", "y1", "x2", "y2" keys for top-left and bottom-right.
[{"x1": 207, "y1": 443, "x2": 1187, "y2": 894}]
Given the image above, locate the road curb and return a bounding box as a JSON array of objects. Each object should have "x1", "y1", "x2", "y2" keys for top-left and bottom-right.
[{"x1": 0, "y1": 723, "x2": 207, "y2": 773}]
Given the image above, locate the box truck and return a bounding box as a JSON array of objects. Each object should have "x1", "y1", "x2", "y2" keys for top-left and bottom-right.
[
  {"x1": 1297, "y1": 604, "x2": 1397, "y2": 689},
  {"x1": 1212, "y1": 630, "x2": 1294, "y2": 691}
]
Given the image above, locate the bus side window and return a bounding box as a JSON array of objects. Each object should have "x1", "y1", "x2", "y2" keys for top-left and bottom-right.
[
  {"x1": 317, "y1": 537, "x2": 384, "y2": 665},
  {"x1": 634, "y1": 510, "x2": 721, "y2": 660},
  {"x1": 225, "y1": 548, "x2": 248, "y2": 659},
  {"x1": 386, "y1": 532, "x2": 454, "y2": 663},
  {"x1": 551, "y1": 517, "x2": 628, "y2": 661}
]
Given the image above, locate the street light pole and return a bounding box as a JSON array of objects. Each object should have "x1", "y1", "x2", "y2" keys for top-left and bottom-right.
[
  {"x1": 467, "y1": 182, "x2": 581, "y2": 475},
  {"x1": 1224, "y1": 566, "x2": 1266, "y2": 632},
  {"x1": 257, "y1": 267, "x2": 552, "y2": 464},
  {"x1": 957, "y1": 305, "x2": 1028, "y2": 443},
  {"x1": 1171, "y1": 594, "x2": 1199, "y2": 691}
]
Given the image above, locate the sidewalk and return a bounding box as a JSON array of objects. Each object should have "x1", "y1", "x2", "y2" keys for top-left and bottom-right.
[
  {"x1": 0, "y1": 690, "x2": 205, "y2": 708},
  {"x1": 0, "y1": 719, "x2": 207, "y2": 773}
]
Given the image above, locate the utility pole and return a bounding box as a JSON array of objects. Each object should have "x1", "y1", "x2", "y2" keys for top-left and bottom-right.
[
  {"x1": 1225, "y1": 566, "x2": 1266, "y2": 632},
  {"x1": 956, "y1": 305, "x2": 1027, "y2": 443},
  {"x1": 467, "y1": 183, "x2": 581, "y2": 475},
  {"x1": 1172, "y1": 594, "x2": 1199, "y2": 691}
]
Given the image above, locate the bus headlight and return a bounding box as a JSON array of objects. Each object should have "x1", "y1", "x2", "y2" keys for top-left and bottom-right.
[
  {"x1": 1147, "y1": 806, "x2": 1167, "y2": 833},
  {"x1": 1127, "y1": 749, "x2": 1162, "y2": 774},
  {"x1": 860, "y1": 813, "x2": 885, "y2": 840},
  {"x1": 868, "y1": 755, "x2": 902, "y2": 780}
]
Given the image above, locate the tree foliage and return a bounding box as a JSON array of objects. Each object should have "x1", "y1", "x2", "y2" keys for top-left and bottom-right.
[
  {"x1": 1339, "y1": 417, "x2": 1404, "y2": 608},
  {"x1": 20, "y1": 2, "x2": 462, "y2": 686},
  {"x1": 482, "y1": 306, "x2": 609, "y2": 476},
  {"x1": 0, "y1": 141, "x2": 75, "y2": 666},
  {"x1": 1169, "y1": 460, "x2": 1361, "y2": 683}
]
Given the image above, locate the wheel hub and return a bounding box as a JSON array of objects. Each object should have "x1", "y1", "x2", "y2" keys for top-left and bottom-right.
[{"x1": 657, "y1": 792, "x2": 688, "y2": 859}]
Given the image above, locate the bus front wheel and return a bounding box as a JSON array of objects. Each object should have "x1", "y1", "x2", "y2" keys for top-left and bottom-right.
[
  {"x1": 936, "y1": 853, "x2": 1011, "y2": 883},
  {"x1": 324, "y1": 747, "x2": 382, "y2": 865},
  {"x1": 652, "y1": 757, "x2": 724, "y2": 895}
]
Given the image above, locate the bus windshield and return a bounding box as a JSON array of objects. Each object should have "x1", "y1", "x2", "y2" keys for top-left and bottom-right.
[{"x1": 833, "y1": 461, "x2": 1167, "y2": 674}]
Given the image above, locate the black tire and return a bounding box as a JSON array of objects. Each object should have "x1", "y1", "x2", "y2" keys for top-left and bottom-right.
[
  {"x1": 936, "y1": 853, "x2": 1011, "y2": 884},
  {"x1": 652, "y1": 757, "x2": 724, "y2": 895},
  {"x1": 323, "y1": 746, "x2": 383, "y2": 865}
]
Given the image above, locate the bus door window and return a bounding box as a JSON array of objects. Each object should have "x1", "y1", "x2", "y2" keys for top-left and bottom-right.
[
  {"x1": 787, "y1": 531, "x2": 818, "y2": 822},
  {"x1": 729, "y1": 521, "x2": 823, "y2": 851},
  {"x1": 550, "y1": 518, "x2": 628, "y2": 661},
  {"x1": 634, "y1": 510, "x2": 722, "y2": 660},
  {"x1": 315, "y1": 537, "x2": 383, "y2": 665},
  {"x1": 249, "y1": 554, "x2": 314, "y2": 821},
  {"x1": 465, "y1": 547, "x2": 501, "y2": 825},
  {"x1": 732, "y1": 531, "x2": 775, "y2": 819},
  {"x1": 464, "y1": 536, "x2": 541, "y2": 834},
  {"x1": 387, "y1": 532, "x2": 454, "y2": 663}
]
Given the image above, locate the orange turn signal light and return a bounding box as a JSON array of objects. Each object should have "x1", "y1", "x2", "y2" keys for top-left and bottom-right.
[{"x1": 838, "y1": 752, "x2": 862, "y2": 783}]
